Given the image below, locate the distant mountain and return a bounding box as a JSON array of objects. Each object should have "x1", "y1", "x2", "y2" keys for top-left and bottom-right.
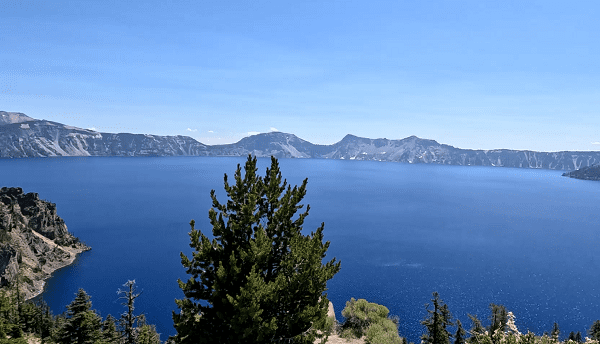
[
  {"x1": 562, "y1": 164, "x2": 600, "y2": 181},
  {"x1": 0, "y1": 116, "x2": 208, "y2": 157},
  {"x1": 208, "y1": 132, "x2": 328, "y2": 158},
  {"x1": 2, "y1": 111, "x2": 600, "y2": 172}
]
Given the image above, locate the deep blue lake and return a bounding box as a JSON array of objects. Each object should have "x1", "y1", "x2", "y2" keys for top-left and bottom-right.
[{"x1": 2, "y1": 157, "x2": 599, "y2": 342}]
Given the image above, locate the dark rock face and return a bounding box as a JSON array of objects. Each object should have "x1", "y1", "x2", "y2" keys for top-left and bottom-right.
[
  {"x1": 2, "y1": 111, "x2": 600, "y2": 171},
  {"x1": 0, "y1": 187, "x2": 89, "y2": 298},
  {"x1": 0, "y1": 245, "x2": 18, "y2": 287},
  {"x1": 562, "y1": 164, "x2": 600, "y2": 181}
]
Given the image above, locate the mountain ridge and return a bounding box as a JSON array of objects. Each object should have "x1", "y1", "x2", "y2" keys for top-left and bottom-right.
[{"x1": 1, "y1": 111, "x2": 600, "y2": 172}]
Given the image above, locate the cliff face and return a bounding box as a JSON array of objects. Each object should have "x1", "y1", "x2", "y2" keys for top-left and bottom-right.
[
  {"x1": 0, "y1": 118, "x2": 209, "y2": 158},
  {"x1": 0, "y1": 187, "x2": 90, "y2": 299},
  {"x1": 2, "y1": 111, "x2": 600, "y2": 172}
]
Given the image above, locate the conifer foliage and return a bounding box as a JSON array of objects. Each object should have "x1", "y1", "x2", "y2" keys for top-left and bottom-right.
[
  {"x1": 173, "y1": 155, "x2": 341, "y2": 344},
  {"x1": 57, "y1": 289, "x2": 103, "y2": 344},
  {"x1": 421, "y1": 292, "x2": 454, "y2": 344}
]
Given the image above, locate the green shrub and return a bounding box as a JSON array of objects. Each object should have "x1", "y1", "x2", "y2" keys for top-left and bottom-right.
[
  {"x1": 0, "y1": 338, "x2": 28, "y2": 344},
  {"x1": 366, "y1": 321, "x2": 403, "y2": 344},
  {"x1": 340, "y1": 298, "x2": 402, "y2": 344}
]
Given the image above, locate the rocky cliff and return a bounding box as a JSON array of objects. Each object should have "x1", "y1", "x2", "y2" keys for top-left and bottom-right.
[
  {"x1": 213, "y1": 132, "x2": 600, "y2": 171},
  {"x1": 0, "y1": 187, "x2": 90, "y2": 299},
  {"x1": 0, "y1": 112, "x2": 208, "y2": 158},
  {"x1": 2, "y1": 111, "x2": 600, "y2": 171}
]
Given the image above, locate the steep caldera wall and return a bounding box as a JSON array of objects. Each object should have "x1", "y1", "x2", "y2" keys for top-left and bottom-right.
[
  {"x1": 0, "y1": 187, "x2": 90, "y2": 299},
  {"x1": 3, "y1": 111, "x2": 600, "y2": 172}
]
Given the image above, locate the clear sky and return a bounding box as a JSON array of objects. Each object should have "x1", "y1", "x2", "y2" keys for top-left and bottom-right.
[{"x1": 1, "y1": 0, "x2": 599, "y2": 151}]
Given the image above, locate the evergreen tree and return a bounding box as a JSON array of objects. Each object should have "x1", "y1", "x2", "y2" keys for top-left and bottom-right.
[
  {"x1": 421, "y1": 292, "x2": 453, "y2": 344},
  {"x1": 0, "y1": 290, "x2": 15, "y2": 338},
  {"x1": 454, "y1": 319, "x2": 466, "y2": 344},
  {"x1": 136, "y1": 314, "x2": 162, "y2": 344},
  {"x1": 488, "y1": 304, "x2": 508, "y2": 337},
  {"x1": 51, "y1": 314, "x2": 67, "y2": 343},
  {"x1": 173, "y1": 155, "x2": 341, "y2": 344},
  {"x1": 575, "y1": 331, "x2": 582, "y2": 343},
  {"x1": 101, "y1": 315, "x2": 121, "y2": 344},
  {"x1": 58, "y1": 289, "x2": 103, "y2": 344},
  {"x1": 35, "y1": 299, "x2": 55, "y2": 343},
  {"x1": 18, "y1": 302, "x2": 39, "y2": 334},
  {"x1": 589, "y1": 320, "x2": 600, "y2": 342},
  {"x1": 467, "y1": 314, "x2": 491, "y2": 344},
  {"x1": 551, "y1": 322, "x2": 560, "y2": 342}
]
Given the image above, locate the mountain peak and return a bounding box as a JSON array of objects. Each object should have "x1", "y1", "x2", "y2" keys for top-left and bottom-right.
[{"x1": 0, "y1": 112, "x2": 35, "y2": 125}]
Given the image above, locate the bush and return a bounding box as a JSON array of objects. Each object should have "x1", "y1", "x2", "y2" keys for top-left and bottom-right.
[{"x1": 340, "y1": 298, "x2": 402, "y2": 344}]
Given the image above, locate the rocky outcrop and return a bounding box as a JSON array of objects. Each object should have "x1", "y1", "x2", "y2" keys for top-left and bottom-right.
[{"x1": 0, "y1": 187, "x2": 90, "y2": 299}]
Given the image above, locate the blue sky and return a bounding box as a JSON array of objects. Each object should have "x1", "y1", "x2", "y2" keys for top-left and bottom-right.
[{"x1": 1, "y1": 0, "x2": 599, "y2": 151}]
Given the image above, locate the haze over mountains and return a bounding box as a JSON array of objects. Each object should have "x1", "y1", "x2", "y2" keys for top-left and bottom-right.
[{"x1": 1, "y1": 111, "x2": 600, "y2": 172}]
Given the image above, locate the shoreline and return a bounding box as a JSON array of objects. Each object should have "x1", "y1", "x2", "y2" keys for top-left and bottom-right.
[
  {"x1": 23, "y1": 231, "x2": 90, "y2": 300},
  {"x1": 24, "y1": 247, "x2": 89, "y2": 301}
]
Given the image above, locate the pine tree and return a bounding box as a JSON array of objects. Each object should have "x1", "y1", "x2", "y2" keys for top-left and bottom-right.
[
  {"x1": 454, "y1": 319, "x2": 466, "y2": 344},
  {"x1": 101, "y1": 315, "x2": 121, "y2": 344},
  {"x1": 0, "y1": 290, "x2": 15, "y2": 338},
  {"x1": 551, "y1": 322, "x2": 560, "y2": 342},
  {"x1": 173, "y1": 155, "x2": 341, "y2": 344},
  {"x1": 58, "y1": 289, "x2": 103, "y2": 344},
  {"x1": 18, "y1": 302, "x2": 39, "y2": 334},
  {"x1": 488, "y1": 304, "x2": 508, "y2": 344},
  {"x1": 589, "y1": 320, "x2": 600, "y2": 342},
  {"x1": 136, "y1": 314, "x2": 162, "y2": 344},
  {"x1": 35, "y1": 299, "x2": 55, "y2": 343},
  {"x1": 421, "y1": 292, "x2": 453, "y2": 344},
  {"x1": 467, "y1": 313, "x2": 485, "y2": 344}
]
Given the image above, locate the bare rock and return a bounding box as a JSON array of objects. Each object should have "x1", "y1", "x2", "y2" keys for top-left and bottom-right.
[{"x1": 0, "y1": 187, "x2": 90, "y2": 299}]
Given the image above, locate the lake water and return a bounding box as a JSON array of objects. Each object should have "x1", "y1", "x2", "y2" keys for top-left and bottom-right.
[{"x1": 2, "y1": 157, "x2": 599, "y2": 342}]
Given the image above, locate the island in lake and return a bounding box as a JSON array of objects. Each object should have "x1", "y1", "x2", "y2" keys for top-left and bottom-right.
[{"x1": 562, "y1": 164, "x2": 600, "y2": 181}]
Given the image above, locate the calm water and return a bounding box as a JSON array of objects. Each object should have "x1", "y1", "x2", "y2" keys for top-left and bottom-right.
[{"x1": 2, "y1": 157, "x2": 599, "y2": 342}]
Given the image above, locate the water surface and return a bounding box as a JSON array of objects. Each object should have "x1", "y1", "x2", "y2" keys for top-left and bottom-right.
[{"x1": 2, "y1": 157, "x2": 598, "y2": 342}]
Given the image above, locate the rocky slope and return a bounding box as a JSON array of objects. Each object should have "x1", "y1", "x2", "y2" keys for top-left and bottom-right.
[
  {"x1": 562, "y1": 164, "x2": 600, "y2": 181},
  {"x1": 217, "y1": 132, "x2": 600, "y2": 171},
  {"x1": 0, "y1": 187, "x2": 90, "y2": 299},
  {"x1": 0, "y1": 112, "x2": 208, "y2": 158},
  {"x1": 2, "y1": 111, "x2": 600, "y2": 171}
]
